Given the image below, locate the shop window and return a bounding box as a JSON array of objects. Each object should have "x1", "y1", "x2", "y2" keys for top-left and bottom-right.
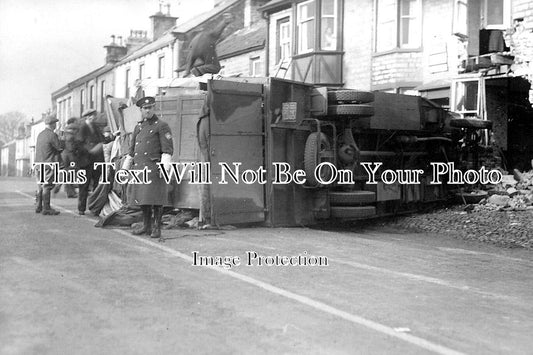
[{"x1": 376, "y1": 0, "x2": 421, "y2": 52}]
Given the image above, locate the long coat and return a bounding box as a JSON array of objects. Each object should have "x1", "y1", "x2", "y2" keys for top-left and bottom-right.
[
  {"x1": 76, "y1": 121, "x2": 105, "y2": 168},
  {"x1": 127, "y1": 115, "x2": 174, "y2": 206}
]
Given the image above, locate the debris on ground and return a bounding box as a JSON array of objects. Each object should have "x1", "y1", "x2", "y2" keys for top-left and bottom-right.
[
  {"x1": 162, "y1": 210, "x2": 195, "y2": 229},
  {"x1": 459, "y1": 169, "x2": 533, "y2": 212},
  {"x1": 386, "y1": 168, "x2": 533, "y2": 249},
  {"x1": 390, "y1": 205, "x2": 533, "y2": 249}
]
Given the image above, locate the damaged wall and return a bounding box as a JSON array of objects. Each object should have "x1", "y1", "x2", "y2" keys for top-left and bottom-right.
[{"x1": 507, "y1": 17, "x2": 533, "y2": 104}]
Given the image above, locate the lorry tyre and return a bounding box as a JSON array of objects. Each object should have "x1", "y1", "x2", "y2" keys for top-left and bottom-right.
[
  {"x1": 328, "y1": 90, "x2": 374, "y2": 104},
  {"x1": 329, "y1": 191, "x2": 376, "y2": 206},
  {"x1": 328, "y1": 104, "x2": 374, "y2": 116},
  {"x1": 330, "y1": 206, "x2": 376, "y2": 219},
  {"x1": 304, "y1": 132, "x2": 332, "y2": 186}
]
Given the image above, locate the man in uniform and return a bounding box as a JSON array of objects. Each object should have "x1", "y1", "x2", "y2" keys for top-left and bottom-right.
[
  {"x1": 35, "y1": 114, "x2": 62, "y2": 215},
  {"x1": 122, "y1": 97, "x2": 173, "y2": 238}
]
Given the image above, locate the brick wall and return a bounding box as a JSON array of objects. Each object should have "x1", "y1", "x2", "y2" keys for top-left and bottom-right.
[
  {"x1": 372, "y1": 52, "x2": 423, "y2": 88},
  {"x1": 511, "y1": 0, "x2": 533, "y2": 103},
  {"x1": 343, "y1": 0, "x2": 373, "y2": 90},
  {"x1": 220, "y1": 49, "x2": 264, "y2": 77},
  {"x1": 513, "y1": 0, "x2": 533, "y2": 28}
]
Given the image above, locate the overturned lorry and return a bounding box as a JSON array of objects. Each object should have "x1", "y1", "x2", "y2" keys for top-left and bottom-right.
[{"x1": 140, "y1": 77, "x2": 476, "y2": 226}]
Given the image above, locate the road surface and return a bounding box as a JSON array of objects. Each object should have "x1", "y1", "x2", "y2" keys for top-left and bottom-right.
[{"x1": 1, "y1": 177, "x2": 532, "y2": 354}]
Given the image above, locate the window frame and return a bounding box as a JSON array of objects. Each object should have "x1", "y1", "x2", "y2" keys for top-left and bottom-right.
[
  {"x1": 100, "y1": 80, "x2": 106, "y2": 112},
  {"x1": 89, "y1": 84, "x2": 95, "y2": 109},
  {"x1": 320, "y1": 0, "x2": 338, "y2": 50},
  {"x1": 276, "y1": 17, "x2": 292, "y2": 64},
  {"x1": 80, "y1": 89, "x2": 85, "y2": 116},
  {"x1": 125, "y1": 68, "x2": 131, "y2": 98},
  {"x1": 296, "y1": 0, "x2": 316, "y2": 54},
  {"x1": 482, "y1": 0, "x2": 510, "y2": 30},
  {"x1": 139, "y1": 63, "x2": 145, "y2": 80},
  {"x1": 375, "y1": 0, "x2": 422, "y2": 53},
  {"x1": 452, "y1": 0, "x2": 468, "y2": 37},
  {"x1": 158, "y1": 55, "x2": 165, "y2": 79},
  {"x1": 249, "y1": 56, "x2": 263, "y2": 77}
]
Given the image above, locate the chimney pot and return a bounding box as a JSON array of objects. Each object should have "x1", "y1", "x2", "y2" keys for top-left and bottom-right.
[
  {"x1": 118, "y1": 36, "x2": 123, "y2": 46},
  {"x1": 111, "y1": 35, "x2": 116, "y2": 44},
  {"x1": 166, "y1": 3, "x2": 171, "y2": 16}
]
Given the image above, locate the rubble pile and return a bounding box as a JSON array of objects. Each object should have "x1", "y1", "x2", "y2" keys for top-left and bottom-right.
[
  {"x1": 389, "y1": 169, "x2": 533, "y2": 249},
  {"x1": 473, "y1": 169, "x2": 533, "y2": 212},
  {"x1": 390, "y1": 206, "x2": 533, "y2": 249}
]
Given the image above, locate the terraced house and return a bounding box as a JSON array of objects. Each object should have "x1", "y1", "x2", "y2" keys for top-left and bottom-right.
[{"x1": 261, "y1": 0, "x2": 533, "y2": 169}]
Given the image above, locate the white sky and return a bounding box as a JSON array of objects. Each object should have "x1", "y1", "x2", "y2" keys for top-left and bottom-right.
[{"x1": 0, "y1": 0, "x2": 214, "y2": 121}]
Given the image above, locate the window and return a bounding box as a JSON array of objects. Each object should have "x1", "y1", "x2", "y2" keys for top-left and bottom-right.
[
  {"x1": 125, "y1": 69, "x2": 130, "y2": 98},
  {"x1": 321, "y1": 0, "x2": 337, "y2": 50},
  {"x1": 453, "y1": 0, "x2": 468, "y2": 37},
  {"x1": 250, "y1": 57, "x2": 263, "y2": 77},
  {"x1": 89, "y1": 85, "x2": 95, "y2": 109},
  {"x1": 139, "y1": 63, "x2": 145, "y2": 79},
  {"x1": 297, "y1": 0, "x2": 316, "y2": 54},
  {"x1": 376, "y1": 0, "x2": 421, "y2": 52},
  {"x1": 100, "y1": 80, "x2": 106, "y2": 112},
  {"x1": 158, "y1": 56, "x2": 165, "y2": 78},
  {"x1": 80, "y1": 89, "x2": 85, "y2": 116},
  {"x1": 276, "y1": 18, "x2": 291, "y2": 63},
  {"x1": 280, "y1": 0, "x2": 342, "y2": 85},
  {"x1": 482, "y1": 0, "x2": 510, "y2": 29},
  {"x1": 453, "y1": 80, "x2": 479, "y2": 116}
]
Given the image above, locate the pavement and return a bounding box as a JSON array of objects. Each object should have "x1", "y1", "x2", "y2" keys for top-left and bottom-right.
[{"x1": 1, "y1": 177, "x2": 533, "y2": 354}]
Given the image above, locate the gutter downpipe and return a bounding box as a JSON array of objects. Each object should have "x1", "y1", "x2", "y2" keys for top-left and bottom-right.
[{"x1": 262, "y1": 11, "x2": 270, "y2": 76}]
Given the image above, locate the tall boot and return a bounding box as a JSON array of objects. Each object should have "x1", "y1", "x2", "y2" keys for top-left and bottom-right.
[
  {"x1": 42, "y1": 186, "x2": 60, "y2": 216},
  {"x1": 35, "y1": 188, "x2": 43, "y2": 213},
  {"x1": 150, "y1": 206, "x2": 162, "y2": 239},
  {"x1": 132, "y1": 205, "x2": 152, "y2": 235}
]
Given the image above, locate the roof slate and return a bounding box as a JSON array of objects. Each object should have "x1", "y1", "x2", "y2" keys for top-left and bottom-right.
[{"x1": 217, "y1": 24, "x2": 266, "y2": 58}]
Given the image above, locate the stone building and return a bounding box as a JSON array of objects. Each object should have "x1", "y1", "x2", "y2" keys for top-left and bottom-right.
[{"x1": 260, "y1": 0, "x2": 533, "y2": 170}]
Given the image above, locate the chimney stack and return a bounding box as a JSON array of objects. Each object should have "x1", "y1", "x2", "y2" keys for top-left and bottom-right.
[
  {"x1": 125, "y1": 30, "x2": 150, "y2": 53},
  {"x1": 150, "y1": 3, "x2": 177, "y2": 41},
  {"x1": 104, "y1": 34, "x2": 127, "y2": 64}
]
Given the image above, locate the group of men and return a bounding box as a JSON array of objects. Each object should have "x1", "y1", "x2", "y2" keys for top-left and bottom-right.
[{"x1": 35, "y1": 97, "x2": 173, "y2": 239}]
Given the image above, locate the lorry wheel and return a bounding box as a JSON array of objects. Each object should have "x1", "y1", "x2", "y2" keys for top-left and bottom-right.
[
  {"x1": 304, "y1": 132, "x2": 332, "y2": 186},
  {"x1": 329, "y1": 191, "x2": 376, "y2": 206},
  {"x1": 330, "y1": 206, "x2": 376, "y2": 219},
  {"x1": 328, "y1": 90, "x2": 374, "y2": 104},
  {"x1": 328, "y1": 104, "x2": 374, "y2": 116}
]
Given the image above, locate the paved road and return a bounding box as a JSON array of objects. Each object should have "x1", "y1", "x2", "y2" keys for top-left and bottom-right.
[{"x1": 1, "y1": 177, "x2": 532, "y2": 354}]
